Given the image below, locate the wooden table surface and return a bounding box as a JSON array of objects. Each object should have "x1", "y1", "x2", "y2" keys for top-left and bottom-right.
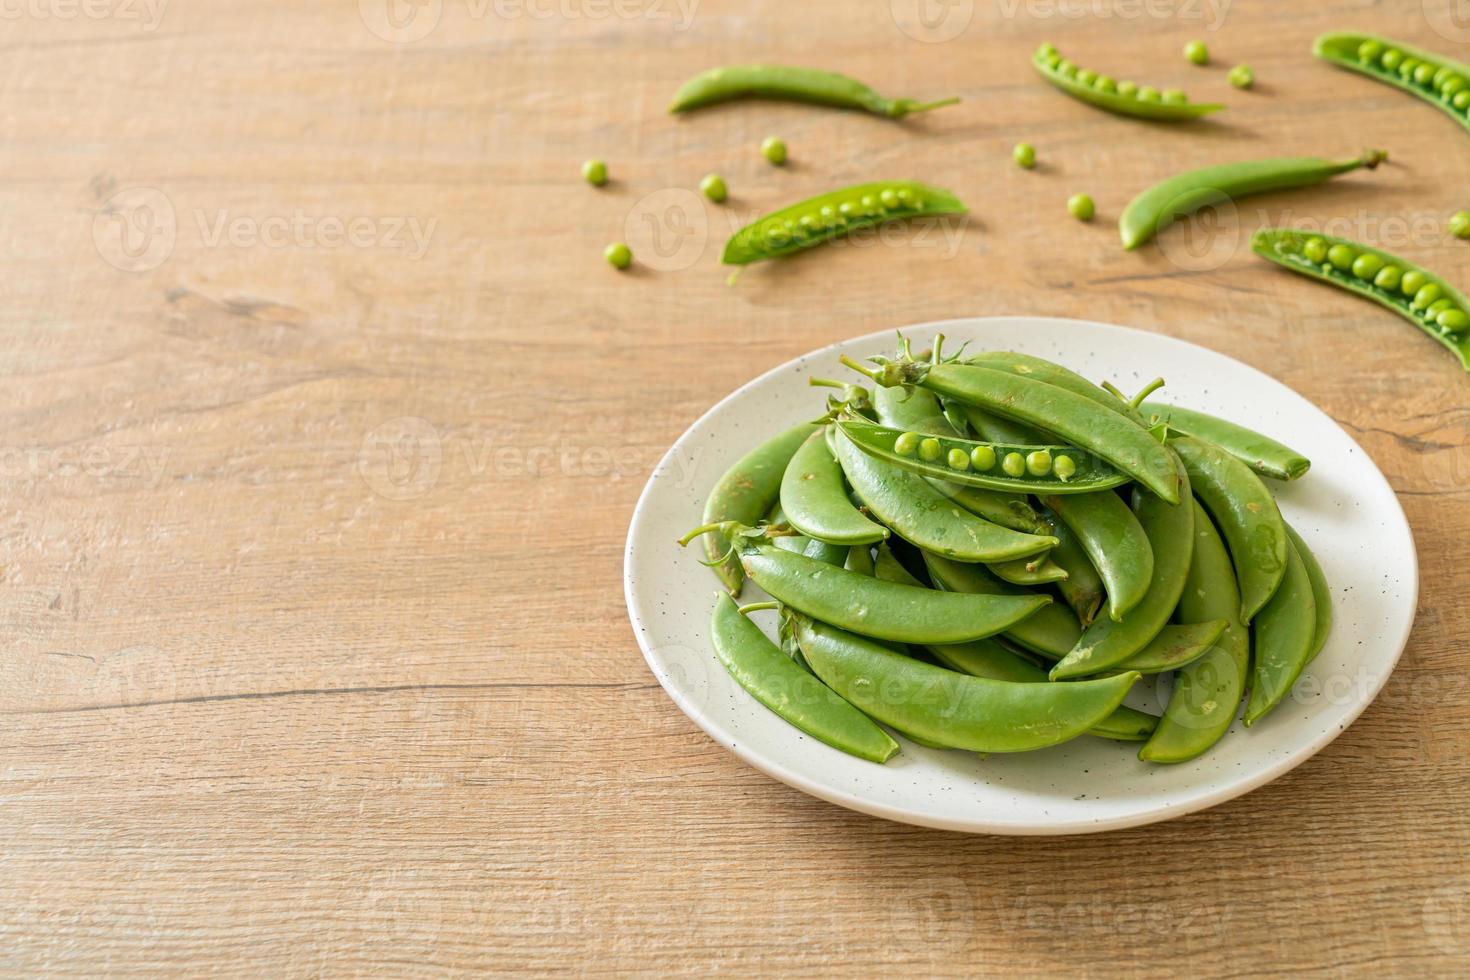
[{"x1": 5, "y1": 0, "x2": 1470, "y2": 974}]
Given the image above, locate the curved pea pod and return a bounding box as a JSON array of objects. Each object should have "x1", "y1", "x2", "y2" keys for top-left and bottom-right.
[
  {"x1": 780, "y1": 430, "x2": 888, "y2": 546},
  {"x1": 933, "y1": 482, "x2": 1051, "y2": 535},
  {"x1": 831, "y1": 428, "x2": 1058, "y2": 562},
  {"x1": 1041, "y1": 491, "x2": 1154, "y2": 622},
  {"x1": 1314, "y1": 32, "x2": 1470, "y2": 137},
  {"x1": 794, "y1": 617, "x2": 1140, "y2": 754},
  {"x1": 669, "y1": 64, "x2": 959, "y2": 118},
  {"x1": 1039, "y1": 504, "x2": 1105, "y2": 626},
  {"x1": 964, "y1": 351, "x2": 1127, "y2": 418},
  {"x1": 923, "y1": 553, "x2": 1082, "y2": 658},
  {"x1": 988, "y1": 555, "x2": 1068, "y2": 586},
  {"x1": 722, "y1": 181, "x2": 966, "y2": 266},
  {"x1": 872, "y1": 383, "x2": 944, "y2": 430},
  {"x1": 702, "y1": 423, "x2": 815, "y2": 594},
  {"x1": 1171, "y1": 436, "x2": 1286, "y2": 622},
  {"x1": 1051, "y1": 469, "x2": 1196, "y2": 680},
  {"x1": 711, "y1": 595, "x2": 899, "y2": 763},
  {"x1": 1284, "y1": 524, "x2": 1333, "y2": 663},
  {"x1": 1251, "y1": 229, "x2": 1470, "y2": 372},
  {"x1": 958, "y1": 403, "x2": 1056, "y2": 445},
  {"x1": 1110, "y1": 619, "x2": 1225, "y2": 674},
  {"x1": 1032, "y1": 45, "x2": 1222, "y2": 121},
  {"x1": 873, "y1": 541, "x2": 926, "y2": 588},
  {"x1": 844, "y1": 544, "x2": 876, "y2": 576},
  {"x1": 1140, "y1": 500, "x2": 1250, "y2": 764},
  {"x1": 1118, "y1": 151, "x2": 1385, "y2": 251},
  {"x1": 1141, "y1": 400, "x2": 1310, "y2": 481},
  {"x1": 835, "y1": 417, "x2": 1129, "y2": 495},
  {"x1": 1244, "y1": 536, "x2": 1318, "y2": 726}
]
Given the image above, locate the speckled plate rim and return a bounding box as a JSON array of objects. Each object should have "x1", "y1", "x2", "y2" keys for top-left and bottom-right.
[{"x1": 623, "y1": 317, "x2": 1418, "y2": 835}]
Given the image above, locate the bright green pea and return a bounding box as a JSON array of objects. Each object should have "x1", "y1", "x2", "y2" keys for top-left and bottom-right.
[
  {"x1": 761, "y1": 136, "x2": 787, "y2": 166},
  {"x1": 1137, "y1": 86, "x2": 1161, "y2": 102},
  {"x1": 1398, "y1": 58, "x2": 1420, "y2": 79},
  {"x1": 1116, "y1": 80, "x2": 1138, "y2": 97},
  {"x1": 1013, "y1": 142, "x2": 1036, "y2": 169},
  {"x1": 1380, "y1": 49, "x2": 1403, "y2": 71},
  {"x1": 1002, "y1": 452, "x2": 1026, "y2": 477},
  {"x1": 1456, "y1": 91, "x2": 1470, "y2": 110},
  {"x1": 1025, "y1": 450, "x2": 1053, "y2": 476},
  {"x1": 1401, "y1": 270, "x2": 1428, "y2": 295},
  {"x1": 838, "y1": 201, "x2": 855, "y2": 219},
  {"x1": 1056, "y1": 59, "x2": 1076, "y2": 78},
  {"x1": 1412, "y1": 283, "x2": 1443, "y2": 309},
  {"x1": 1076, "y1": 68, "x2": 1098, "y2": 86},
  {"x1": 880, "y1": 188, "x2": 900, "y2": 210},
  {"x1": 1433, "y1": 66, "x2": 1454, "y2": 89},
  {"x1": 1351, "y1": 253, "x2": 1384, "y2": 280},
  {"x1": 919, "y1": 437, "x2": 943, "y2": 462},
  {"x1": 894, "y1": 431, "x2": 921, "y2": 456},
  {"x1": 1053, "y1": 455, "x2": 1077, "y2": 481},
  {"x1": 1358, "y1": 40, "x2": 1384, "y2": 64},
  {"x1": 1443, "y1": 77, "x2": 1467, "y2": 98},
  {"x1": 1414, "y1": 63, "x2": 1437, "y2": 86},
  {"x1": 604, "y1": 242, "x2": 632, "y2": 270},
  {"x1": 582, "y1": 159, "x2": 608, "y2": 187},
  {"x1": 1303, "y1": 237, "x2": 1329, "y2": 263},
  {"x1": 1374, "y1": 265, "x2": 1403, "y2": 290},
  {"x1": 1068, "y1": 193, "x2": 1095, "y2": 222},
  {"x1": 1438, "y1": 309, "x2": 1469, "y2": 332},
  {"x1": 1162, "y1": 89, "x2": 1188, "y2": 104},
  {"x1": 1229, "y1": 64, "x2": 1254, "y2": 89},
  {"x1": 1426, "y1": 298, "x2": 1455, "y2": 317},
  {"x1": 947, "y1": 448, "x2": 971, "y2": 471},
  {"x1": 970, "y1": 445, "x2": 996, "y2": 470},
  {"x1": 1326, "y1": 243, "x2": 1356, "y2": 271},
  {"x1": 1450, "y1": 210, "x2": 1470, "y2": 239},
  {"x1": 860, "y1": 194, "x2": 878, "y2": 212},
  {"x1": 1044, "y1": 53, "x2": 1062, "y2": 70},
  {"x1": 1095, "y1": 75, "x2": 1116, "y2": 93},
  {"x1": 1184, "y1": 40, "x2": 1209, "y2": 65},
  {"x1": 1038, "y1": 42, "x2": 1058, "y2": 59},
  {"x1": 897, "y1": 188, "x2": 916, "y2": 207},
  {"x1": 699, "y1": 173, "x2": 728, "y2": 202}
]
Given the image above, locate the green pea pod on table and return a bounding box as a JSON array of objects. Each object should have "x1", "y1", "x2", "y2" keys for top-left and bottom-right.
[
  {"x1": 723, "y1": 182, "x2": 966, "y2": 266},
  {"x1": 794, "y1": 617, "x2": 1140, "y2": 754},
  {"x1": 710, "y1": 594, "x2": 899, "y2": 763},
  {"x1": 1141, "y1": 401, "x2": 1310, "y2": 481},
  {"x1": 1032, "y1": 42, "x2": 1223, "y2": 122},
  {"x1": 1244, "y1": 535, "x2": 1319, "y2": 726},
  {"x1": 1041, "y1": 490, "x2": 1154, "y2": 622},
  {"x1": 1314, "y1": 33, "x2": 1470, "y2": 137},
  {"x1": 669, "y1": 65, "x2": 960, "y2": 118},
  {"x1": 780, "y1": 429, "x2": 889, "y2": 546},
  {"x1": 1251, "y1": 229, "x2": 1470, "y2": 372},
  {"x1": 1119, "y1": 150, "x2": 1386, "y2": 251},
  {"x1": 1284, "y1": 523, "x2": 1333, "y2": 663},
  {"x1": 701, "y1": 423, "x2": 815, "y2": 594}
]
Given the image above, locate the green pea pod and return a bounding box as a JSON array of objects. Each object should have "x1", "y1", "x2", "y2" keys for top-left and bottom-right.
[
  {"x1": 780, "y1": 430, "x2": 889, "y2": 545},
  {"x1": 959, "y1": 403, "x2": 1056, "y2": 444},
  {"x1": 702, "y1": 423, "x2": 815, "y2": 594},
  {"x1": 1039, "y1": 504, "x2": 1105, "y2": 626},
  {"x1": 873, "y1": 541, "x2": 925, "y2": 588},
  {"x1": 844, "y1": 544, "x2": 876, "y2": 576},
  {"x1": 1171, "y1": 436, "x2": 1287, "y2": 622},
  {"x1": 669, "y1": 64, "x2": 960, "y2": 118},
  {"x1": 1032, "y1": 44, "x2": 1222, "y2": 122},
  {"x1": 1110, "y1": 619, "x2": 1225, "y2": 674},
  {"x1": 1141, "y1": 401, "x2": 1310, "y2": 481},
  {"x1": 964, "y1": 352, "x2": 1127, "y2": 418},
  {"x1": 923, "y1": 553, "x2": 1082, "y2": 658},
  {"x1": 711, "y1": 595, "x2": 899, "y2": 763},
  {"x1": 1118, "y1": 150, "x2": 1385, "y2": 251},
  {"x1": 794, "y1": 617, "x2": 1140, "y2": 753},
  {"x1": 1051, "y1": 471, "x2": 1195, "y2": 680},
  {"x1": 1140, "y1": 500, "x2": 1251, "y2": 764},
  {"x1": 872, "y1": 383, "x2": 945, "y2": 429},
  {"x1": 988, "y1": 555, "x2": 1068, "y2": 586},
  {"x1": 1284, "y1": 524, "x2": 1333, "y2": 663},
  {"x1": 723, "y1": 182, "x2": 967, "y2": 266},
  {"x1": 1314, "y1": 33, "x2": 1470, "y2": 137},
  {"x1": 1041, "y1": 491, "x2": 1154, "y2": 622},
  {"x1": 835, "y1": 417, "x2": 1129, "y2": 495},
  {"x1": 831, "y1": 428, "x2": 1058, "y2": 562},
  {"x1": 803, "y1": 537, "x2": 849, "y2": 566},
  {"x1": 932, "y1": 481, "x2": 1052, "y2": 535},
  {"x1": 1251, "y1": 228, "x2": 1470, "y2": 372},
  {"x1": 1244, "y1": 536, "x2": 1318, "y2": 726}
]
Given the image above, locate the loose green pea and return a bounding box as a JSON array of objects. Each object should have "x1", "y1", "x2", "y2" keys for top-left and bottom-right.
[
  {"x1": 1456, "y1": 91, "x2": 1470, "y2": 110},
  {"x1": 1229, "y1": 64, "x2": 1254, "y2": 89},
  {"x1": 1438, "y1": 309, "x2": 1469, "y2": 332},
  {"x1": 1025, "y1": 450, "x2": 1053, "y2": 476},
  {"x1": 919, "y1": 437, "x2": 943, "y2": 462},
  {"x1": 1068, "y1": 193, "x2": 1095, "y2": 222},
  {"x1": 1414, "y1": 63, "x2": 1437, "y2": 86},
  {"x1": 1326, "y1": 243, "x2": 1356, "y2": 271},
  {"x1": 1001, "y1": 452, "x2": 1026, "y2": 477},
  {"x1": 1184, "y1": 40, "x2": 1209, "y2": 66},
  {"x1": 604, "y1": 242, "x2": 632, "y2": 269},
  {"x1": 1013, "y1": 142, "x2": 1037, "y2": 169},
  {"x1": 1401, "y1": 270, "x2": 1428, "y2": 296},
  {"x1": 880, "y1": 188, "x2": 900, "y2": 210},
  {"x1": 1374, "y1": 265, "x2": 1403, "y2": 290},
  {"x1": 970, "y1": 445, "x2": 996, "y2": 470},
  {"x1": 1137, "y1": 86, "x2": 1161, "y2": 102},
  {"x1": 761, "y1": 136, "x2": 787, "y2": 166},
  {"x1": 1162, "y1": 89, "x2": 1188, "y2": 104},
  {"x1": 1095, "y1": 75, "x2": 1116, "y2": 93},
  {"x1": 1351, "y1": 253, "x2": 1384, "y2": 280},
  {"x1": 1076, "y1": 68, "x2": 1098, "y2": 86},
  {"x1": 1380, "y1": 49, "x2": 1403, "y2": 71},
  {"x1": 894, "y1": 431, "x2": 921, "y2": 456},
  {"x1": 1450, "y1": 210, "x2": 1470, "y2": 239},
  {"x1": 1053, "y1": 455, "x2": 1077, "y2": 481},
  {"x1": 1303, "y1": 237, "x2": 1329, "y2": 263},
  {"x1": 700, "y1": 173, "x2": 728, "y2": 202},
  {"x1": 947, "y1": 448, "x2": 971, "y2": 471},
  {"x1": 582, "y1": 158, "x2": 608, "y2": 187},
  {"x1": 1358, "y1": 40, "x2": 1384, "y2": 64},
  {"x1": 1116, "y1": 80, "x2": 1138, "y2": 97},
  {"x1": 1412, "y1": 283, "x2": 1444, "y2": 310}
]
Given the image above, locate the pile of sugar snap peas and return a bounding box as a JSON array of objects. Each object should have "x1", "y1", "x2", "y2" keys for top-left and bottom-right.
[{"x1": 681, "y1": 340, "x2": 1332, "y2": 765}]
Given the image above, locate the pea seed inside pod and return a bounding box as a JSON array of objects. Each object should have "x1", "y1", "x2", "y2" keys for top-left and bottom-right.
[
  {"x1": 947, "y1": 448, "x2": 971, "y2": 471},
  {"x1": 1076, "y1": 68, "x2": 1098, "y2": 86},
  {"x1": 1380, "y1": 49, "x2": 1403, "y2": 71},
  {"x1": 1414, "y1": 63, "x2": 1437, "y2": 86},
  {"x1": 894, "y1": 431, "x2": 921, "y2": 456},
  {"x1": 880, "y1": 189, "x2": 900, "y2": 210},
  {"x1": 1137, "y1": 86, "x2": 1161, "y2": 102},
  {"x1": 1327, "y1": 244, "x2": 1356, "y2": 271},
  {"x1": 1439, "y1": 309, "x2": 1470, "y2": 332},
  {"x1": 1002, "y1": 452, "x2": 1026, "y2": 478},
  {"x1": 1426, "y1": 298, "x2": 1455, "y2": 318},
  {"x1": 1401, "y1": 270, "x2": 1428, "y2": 295},
  {"x1": 1412, "y1": 283, "x2": 1444, "y2": 310},
  {"x1": 1303, "y1": 237, "x2": 1329, "y2": 263},
  {"x1": 919, "y1": 437, "x2": 943, "y2": 462},
  {"x1": 1095, "y1": 75, "x2": 1117, "y2": 93},
  {"x1": 1026, "y1": 450, "x2": 1053, "y2": 476},
  {"x1": 1162, "y1": 89, "x2": 1188, "y2": 105},
  {"x1": 1116, "y1": 80, "x2": 1138, "y2": 97},
  {"x1": 970, "y1": 445, "x2": 997, "y2": 470},
  {"x1": 1357, "y1": 40, "x2": 1383, "y2": 64},
  {"x1": 1455, "y1": 91, "x2": 1470, "y2": 110},
  {"x1": 1352, "y1": 253, "x2": 1384, "y2": 280},
  {"x1": 1374, "y1": 265, "x2": 1403, "y2": 290},
  {"x1": 1054, "y1": 455, "x2": 1077, "y2": 481}
]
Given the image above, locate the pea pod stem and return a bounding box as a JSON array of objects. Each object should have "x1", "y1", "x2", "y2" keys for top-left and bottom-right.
[{"x1": 669, "y1": 64, "x2": 960, "y2": 118}]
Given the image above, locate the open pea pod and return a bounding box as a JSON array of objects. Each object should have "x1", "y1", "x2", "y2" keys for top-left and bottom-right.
[
  {"x1": 1032, "y1": 43, "x2": 1222, "y2": 122},
  {"x1": 1315, "y1": 32, "x2": 1470, "y2": 137},
  {"x1": 834, "y1": 417, "x2": 1128, "y2": 494}
]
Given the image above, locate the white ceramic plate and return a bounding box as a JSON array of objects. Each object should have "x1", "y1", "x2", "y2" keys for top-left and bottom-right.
[{"x1": 623, "y1": 317, "x2": 1417, "y2": 835}]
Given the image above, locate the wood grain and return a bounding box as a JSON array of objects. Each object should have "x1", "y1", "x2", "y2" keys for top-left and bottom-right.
[{"x1": 3, "y1": 0, "x2": 1469, "y2": 974}]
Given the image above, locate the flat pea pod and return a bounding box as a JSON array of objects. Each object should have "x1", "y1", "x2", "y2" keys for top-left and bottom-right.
[
  {"x1": 684, "y1": 524, "x2": 1051, "y2": 645},
  {"x1": 1111, "y1": 619, "x2": 1225, "y2": 674},
  {"x1": 712, "y1": 595, "x2": 899, "y2": 762},
  {"x1": 723, "y1": 181, "x2": 966, "y2": 266},
  {"x1": 1284, "y1": 523, "x2": 1333, "y2": 663},
  {"x1": 701, "y1": 423, "x2": 815, "y2": 594},
  {"x1": 1039, "y1": 504, "x2": 1105, "y2": 626},
  {"x1": 1141, "y1": 400, "x2": 1310, "y2": 481},
  {"x1": 988, "y1": 555, "x2": 1068, "y2": 586},
  {"x1": 1139, "y1": 500, "x2": 1250, "y2": 764},
  {"x1": 669, "y1": 65, "x2": 960, "y2": 119},
  {"x1": 794, "y1": 617, "x2": 1140, "y2": 754},
  {"x1": 932, "y1": 481, "x2": 1052, "y2": 535},
  {"x1": 959, "y1": 403, "x2": 1055, "y2": 444},
  {"x1": 1314, "y1": 32, "x2": 1470, "y2": 137},
  {"x1": 831, "y1": 428, "x2": 1058, "y2": 562},
  {"x1": 1171, "y1": 436, "x2": 1286, "y2": 622},
  {"x1": 1119, "y1": 150, "x2": 1386, "y2": 251},
  {"x1": 923, "y1": 553, "x2": 1082, "y2": 658},
  {"x1": 1042, "y1": 491, "x2": 1154, "y2": 622},
  {"x1": 1244, "y1": 536, "x2": 1318, "y2": 726},
  {"x1": 964, "y1": 352, "x2": 1128, "y2": 420},
  {"x1": 780, "y1": 430, "x2": 888, "y2": 545},
  {"x1": 1033, "y1": 44, "x2": 1222, "y2": 121},
  {"x1": 1252, "y1": 228, "x2": 1470, "y2": 371},
  {"x1": 835, "y1": 416, "x2": 1128, "y2": 495},
  {"x1": 1051, "y1": 471, "x2": 1195, "y2": 680},
  {"x1": 850, "y1": 351, "x2": 1181, "y2": 503}
]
